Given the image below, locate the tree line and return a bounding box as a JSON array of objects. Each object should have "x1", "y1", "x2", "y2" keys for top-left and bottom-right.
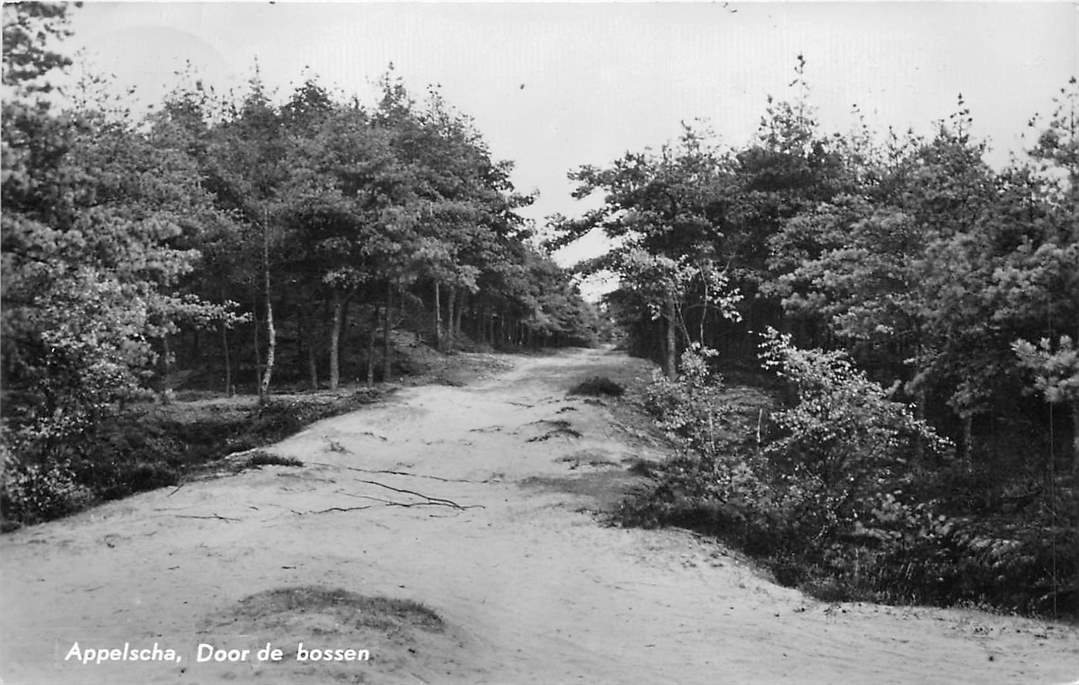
[
  {"x1": 554, "y1": 56, "x2": 1078, "y2": 474},
  {"x1": 556, "y1": 56, "x2": 1077, "y2": 616},
  {"x1": 2, "y1": 3, "x2": 599, "y2": 475}
]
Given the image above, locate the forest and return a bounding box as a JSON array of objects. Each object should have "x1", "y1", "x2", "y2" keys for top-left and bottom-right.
[
  {"x1": 1, "y1": 3, "x2": 600, "y2": 526},
  {"x1": 552, "y1": 58, "x2": 1078, "y2": 618},
  {"x1": 3, "y1": 2, "x2": 1077, "y2": 621}
]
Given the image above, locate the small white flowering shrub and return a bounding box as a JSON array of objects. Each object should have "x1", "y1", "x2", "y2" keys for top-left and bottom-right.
[{"x1": 758, "y1": 327, "x2": 953, "y2": 543}]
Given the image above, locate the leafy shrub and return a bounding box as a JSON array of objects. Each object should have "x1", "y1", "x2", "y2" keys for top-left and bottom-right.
[
  {"x1": 630, "y1": 346, "x2": 789, "y2": 551},
  {"x1": 569, "y1": 376, "x2": 625, "y2": 397},
  {"x1": 643, "y1": 346, "x2": 735, "y2": 460},
  {"x1": 758, "y1": 328, "x2": 952, "y2": 544},
  {"x1": 1, "y1": 452, "x2": 93, "y2": 528},
  {"x1": 620, "y1": 333, "x2": 1079, "y2": 617}
]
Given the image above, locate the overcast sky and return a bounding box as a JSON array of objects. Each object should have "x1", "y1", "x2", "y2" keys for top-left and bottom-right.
[{"x1": 67, "y1": 2, "x2": 1078, "y2": 281}]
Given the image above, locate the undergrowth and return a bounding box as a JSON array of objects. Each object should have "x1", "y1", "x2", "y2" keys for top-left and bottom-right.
[
  {"x1": 1, "y1": 389, "x2": 383, "y2": 530},
  {"x1": 619, "y1": 335, "x2": 1079, "y2": 621}
]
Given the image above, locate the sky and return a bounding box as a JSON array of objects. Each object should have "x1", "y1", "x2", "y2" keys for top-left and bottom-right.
[{"x1": 65, "y1": 1, "x2": 1078, "y2": 293}]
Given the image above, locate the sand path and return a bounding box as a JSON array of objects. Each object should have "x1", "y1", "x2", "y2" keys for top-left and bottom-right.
[{"x1": 1, "y1": 348, "x2": 1076, "y2": 684}]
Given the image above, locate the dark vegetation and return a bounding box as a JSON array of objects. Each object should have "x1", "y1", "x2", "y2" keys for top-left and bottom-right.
[
  {"x1": 244, "y1": 452, "x2": 305, "y2": 469},
  {"x1": 1, "y1": 390, "x2": 376, "y2": 530},
  {"x1": 0, "y1": 3, "x2": 601, "y2": 529},
  {"x1": 549, "y1": 57, "x2": 1079, "y2": 619},
  {"x1": 568, "y1": 376, "x2": 625, "y2": 397}
]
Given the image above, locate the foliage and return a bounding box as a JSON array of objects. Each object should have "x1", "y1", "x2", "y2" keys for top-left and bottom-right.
[
  {"x1": 756, "y1": 329, "x2": 955, "y2": 559},
  {"x1": 622, "y1": 333, "x2": 1075, "y2": 616},
  {"x1": 2, "y1": 5, "x2": 597, "y2": 525},
  {"x1": 2, "y1": 3, "x2": 240, "y2": 481},
  {"x1": 1013, "y1": 335, "x2": 1079, "y2": 471},
  {"x1": 1, "y1": 1, "x2": 71, "y2": 93},
  {"x1": 1013, "y1": 336, "x2": 1079, "y2": 406},
  {"x1": 643, "y1": 345, "x2": 737, "y2": 461},
  {"x1": 0, "y1": 390, "x2": 385, "y2": 529},
  {"x1": 0, "y1": 450, "x2": 90, "y2": 529},
  {"x1": 760, "y1": 327, "x2": 950, "y2": 494},
  {"x1": 554, "y1": 125, "x2": 744, "y2": 376},
  {"x1": 581, "y1": 61, "x2": 1077, "y2": 618}
]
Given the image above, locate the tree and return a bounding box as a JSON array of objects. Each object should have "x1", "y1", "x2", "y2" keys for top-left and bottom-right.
[
  {"x1": 203, "y1": 75, "x2": 292, "y2": 402},
  {"x1": 2, "y1": 2, "x2": 233, "y2": 457},
  {"x1": 555, "y1": 124, "x2": 740, "y2": 377},
  {"x1": 764, "y1": 99, "x2": 1004, "y2": 462},
  {"x1": 280, "y1": 84, "x2": 388, "y2": 389}
]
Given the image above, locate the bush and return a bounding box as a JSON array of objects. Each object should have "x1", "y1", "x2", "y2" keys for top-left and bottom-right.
[
  {"x1": 642, "y1": 346, "x2": 735, "y2": 461},
  {"x1": 757, "y1": 328, "x2": 952, "y2": 545},
  {"x1": 617, "y1": 333, "x2": 1079, "y2": 618},
  {"x1": 1, "y1": 453, "x2": 93, "y2": 528},
  {"x1": 569, "y1": 376, "x2": 625, "y2": 397}
]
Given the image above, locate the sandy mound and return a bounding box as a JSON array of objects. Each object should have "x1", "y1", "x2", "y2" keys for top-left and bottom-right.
[{"x1": 198, "y1": 586, "x2": 473, "y2": 684}]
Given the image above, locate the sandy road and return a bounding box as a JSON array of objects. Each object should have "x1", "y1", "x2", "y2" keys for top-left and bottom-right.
[{"x1": 1, "y1": 348, "x2": 1077, "y2": 684}]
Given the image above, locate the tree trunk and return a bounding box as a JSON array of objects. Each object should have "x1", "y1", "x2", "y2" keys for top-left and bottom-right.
[
  {"x1": 329, "y1": 291, "x2": 346, "y2": 390},
  {"x1": 454, "y1": 291, "x2": 465, "y2": 339},
  {"x1": 446, "y1": 287, "x2": 457, "y2": 351},
  {"x1": 699, "y1": 271, "x2": 709, "y2": 347},
  {"x1": 252, "y1": 293, "x2": 261, "y2": 396},
  {"x1": 258, "y1": 217, "x2": 276, "y2": 405},
  {"x1": 1071, "y1": 401, "x2": 1079, "y2": 475},
  {"x1": 298, "y1": 305, "x2": 318, "y2": 391},
  {"x1": 220, "y1": 320, "x2": 232, "y2": 397},
  {"x1": 665, "y1": 292, "x2": 678, "y2": 380},
  {"x1": 915, "y1": 386, "x2": 928, "y2": 463},
  {"x1": 961, "y1": 413, "x2": 974, "y2": 468},
  {"x1": 160, "y1": 333, "x2": 173, "y2": 404},
  {"x1": 383, "y1": 282, "x2": 393, "y2": 383},
  {"x1": 433, "y1": 280, "x2": 443, "y2": 352},
  {"x1": 366, "y1": 308, "x2": 378, "y2": 386}
]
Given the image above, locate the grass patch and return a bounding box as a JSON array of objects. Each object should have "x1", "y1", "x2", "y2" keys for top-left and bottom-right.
[
  {"x1": 209, "y1": 586, "x2": 444, "y2": 634},
  {"x1": 568, "y1": 376, "x2": 625, "y2": 397},
  {"x1": 245, "y1": 451, "x2": 304, "y2": 468},
  {"x1": 199, "y1": 586, "x2": 460, "y2": 679}
]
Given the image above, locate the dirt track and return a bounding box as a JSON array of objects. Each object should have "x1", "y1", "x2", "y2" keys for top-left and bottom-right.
[{"x1": 1, "y1": 348, "x2": 1077, "y2": 684}]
